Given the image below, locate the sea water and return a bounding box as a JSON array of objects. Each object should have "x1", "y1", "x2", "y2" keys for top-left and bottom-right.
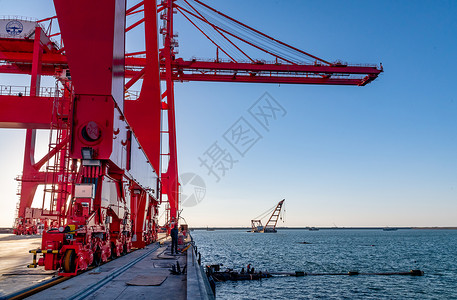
[{"x1": 191, "y1": 229, "x2": 457, "y2": 299}]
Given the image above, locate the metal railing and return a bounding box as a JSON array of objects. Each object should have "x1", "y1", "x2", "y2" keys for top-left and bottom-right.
[
  {"x1": 0, "y1": 84, "x2": 142, "y2": 100},
  {"x1": 0, "y1": 85, "x2": 61, "y2": 98}
]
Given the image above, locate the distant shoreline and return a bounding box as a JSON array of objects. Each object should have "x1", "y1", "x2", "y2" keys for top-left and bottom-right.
[
  {"x1": 2, "y1": 226, "x2": 456, "y2": 234},
  {"x1": 190, "y1": 227, "x2": 457, "y2": 231}
]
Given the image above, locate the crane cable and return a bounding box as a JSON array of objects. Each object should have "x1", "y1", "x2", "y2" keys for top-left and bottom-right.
[
  {"x1": 252, "y1": 202, "x2": 278, "y2": 221},
  {"x1": 180, "y1": 0, "x2": 251, "y2": 62},
  {"x1": 176, "y1": 1, "x2": 246, "y2": 62},
  {"x1": 193, "y1": 5, "x2": 303, "y2": 63},
  {"x1": 178, "y1": 0, "x2": 325, "y2": 64},
  {"x1": 176, "y1": 1, "x2": 282, "y2": 62}
]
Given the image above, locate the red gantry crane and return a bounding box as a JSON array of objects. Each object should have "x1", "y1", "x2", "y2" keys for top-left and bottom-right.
[{"x1": 0, "y1": 0, "x2": 381, "y2": 275}]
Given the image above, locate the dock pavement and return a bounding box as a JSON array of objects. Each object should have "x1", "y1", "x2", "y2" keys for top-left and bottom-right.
[{"x1": 0, "y1": 234, "x2": 214, "y2": 300}]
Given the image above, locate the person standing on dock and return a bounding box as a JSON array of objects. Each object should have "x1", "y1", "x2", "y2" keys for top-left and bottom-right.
[{"x1": 171, "y1": 225, "x2": 179, "y2": 255}]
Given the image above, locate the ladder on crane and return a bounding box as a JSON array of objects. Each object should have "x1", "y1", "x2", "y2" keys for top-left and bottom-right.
[
  {"x1": 250, "y1": 199, "x2": 285, "y2": 233},
  {"x1": 41, "y1": 80, "x2": 74, "y2": 226}
]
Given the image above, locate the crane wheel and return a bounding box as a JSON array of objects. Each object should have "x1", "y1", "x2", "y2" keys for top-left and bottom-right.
[{"x1": 63, "y1": 249, "x2": 76, "y2": 273}]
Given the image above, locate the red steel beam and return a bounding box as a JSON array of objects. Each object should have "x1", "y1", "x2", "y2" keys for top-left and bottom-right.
[
  {"x1": 126, "y1": 17, "x2": 145, "y2": 32},
  {"x1": 171, "y1": 60, "x2": 382, "y2": 75},
  {"x1": 33, "y1": 136, "x2": 69, "y2": 170},
  {"x1": 1, "y1": 55, "x2": 381, "y2": 83},
  {"x1": 0, "y1": 65, "x2": 56, "y2": 75},
  {"x1": 126, "y1": 0, "x2": 144, "y2": 14},
  {"x1": 0, "y1": 52, "x2": 67, "y2": 64},
  {"x1": 169, "y1": 73, "x2": 371, "y2": 86},
  {"x1": 0, "y1": 95, "x2": 53, "y2": 129}
]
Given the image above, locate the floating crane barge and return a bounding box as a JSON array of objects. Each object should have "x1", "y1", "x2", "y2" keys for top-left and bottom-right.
[
  {"x1": 251, "y1": 199, "x2": 285, "y2": 233},
  {"x1": 1, "y1": 1, "x2": 381, "y2": 296}
]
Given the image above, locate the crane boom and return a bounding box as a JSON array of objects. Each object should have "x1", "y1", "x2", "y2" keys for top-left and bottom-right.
[{"x1": 0, "y1": 52, "x2": 382, "y2": 86}]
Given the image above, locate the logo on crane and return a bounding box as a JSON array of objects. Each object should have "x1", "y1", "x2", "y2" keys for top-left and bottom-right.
[{"x1": 6, "y1": 20, "x2": 23, "y2": 36}]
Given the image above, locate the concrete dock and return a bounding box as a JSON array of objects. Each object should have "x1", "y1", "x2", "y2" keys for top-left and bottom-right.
[
  {"x1": 0, "y1": 235, "x2": 214, "y2": 300},
  {"x1": 0, "y1": 235, "x2": 56, "y2": 297}
]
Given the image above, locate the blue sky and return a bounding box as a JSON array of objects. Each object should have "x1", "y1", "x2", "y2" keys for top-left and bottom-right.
[{"x1": 0, "y1": 0, "x2": 456, "y2": 227}]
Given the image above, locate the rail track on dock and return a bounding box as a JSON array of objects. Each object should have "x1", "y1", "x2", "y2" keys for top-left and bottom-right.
[{"x1": 3, "y1": 243, "x2": 162, "y2": 300}]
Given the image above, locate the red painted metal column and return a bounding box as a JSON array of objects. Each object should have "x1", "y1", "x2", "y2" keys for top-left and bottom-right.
[
  {"x1": 16, "y1": 26, "x2": 45, "y2": 233},
  {"x1": 130, "y1": 190, "x2": 147, "y2": 248},
  {"x1": 18, "y1": 130, "x2": 39, "y2": 219},
  {"x1": 124, "y1": 0, "x2": 162, "y2": 175},
  {"x1": 123, "y1": 0, "x2": 162, "y2": 246},
  {"x1": 162, "y1": 0, "x2": 179, "y2": 227},
  {"x1": 30, "y1": 26, "x2": 43, "y2": 96}
]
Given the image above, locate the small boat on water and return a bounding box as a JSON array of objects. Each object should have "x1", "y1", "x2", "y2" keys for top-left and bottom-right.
[{"x1": 308, "y1": 227, "x2": 319, "y2": 231}]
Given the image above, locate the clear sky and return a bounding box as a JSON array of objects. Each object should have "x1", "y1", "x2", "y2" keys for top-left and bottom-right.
[{"x1": 0, "y1": 0, "x2": 456, "y2": 228}]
